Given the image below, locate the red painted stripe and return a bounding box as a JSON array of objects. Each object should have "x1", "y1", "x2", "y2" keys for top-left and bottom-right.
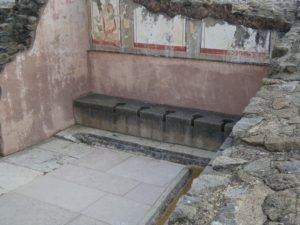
[
  {"x1": 200, "y1": 48, "x2": 269, "y2": 58},
  {"x1": 134, "y1": 43, "x2": 186, "y2": 52},
  {"x1": 93, "y1": 39, "x2": 120, "y2": 47}
]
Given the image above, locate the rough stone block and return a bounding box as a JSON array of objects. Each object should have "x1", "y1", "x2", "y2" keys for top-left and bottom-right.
[
  {"x1": 115, "y1": 101, "x2": 148, "y2": 136},
  {"x1": 74, "y1": 94, "x2": 125, "y2": 131},
  {"x1": 192, "y1": 115, "x2": 225, "y2": 150},
  {"x1": 263, "y1": 190, "x2": 297, "y2": 222},
  {"x1": 164, "y1": 109, "x2": 204, "y2": 146},
  {"x1": 139, "y1": 106, "x2": 171, "y2": 141}
]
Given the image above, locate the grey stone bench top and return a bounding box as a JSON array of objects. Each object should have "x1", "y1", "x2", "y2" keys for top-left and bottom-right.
[
  {"x1": 74, "y1": 94, "x2": 240, "y2": 125},
  {"x1": 74, "y1": 94, "x2": 240, "y2": 151}
]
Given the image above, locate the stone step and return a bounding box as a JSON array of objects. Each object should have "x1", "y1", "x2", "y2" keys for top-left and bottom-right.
[{"x1": 73, "y1": 94, "x2": 240, "y2": 151}]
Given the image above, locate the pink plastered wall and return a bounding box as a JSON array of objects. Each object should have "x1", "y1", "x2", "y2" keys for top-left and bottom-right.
[
  {"x1": 0, "y1": 0, "x2": 270, "y2": 156},
  {"x1": 88, "y1": 52, "x2": 268, "y2": 115},
  {"x1": 0, "y1": 0, "x2": 89, "y2": 155}
]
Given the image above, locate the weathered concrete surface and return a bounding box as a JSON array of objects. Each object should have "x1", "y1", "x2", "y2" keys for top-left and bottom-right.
[
  {"x1": 0, "y1": 136, "x2": 189, "y2": 225},
  {"x1": 165, "y1": 4, "x2": 300, "y2": 225},
  {"x1": 134, "y1": 0, "x2": 297, "y2": 32},
  {"x1": 89, "y1": 52, "x2": 268, "y2": 115},
  {"x1": 0, "y1": 0, "x2": 89, "y2": 155}
]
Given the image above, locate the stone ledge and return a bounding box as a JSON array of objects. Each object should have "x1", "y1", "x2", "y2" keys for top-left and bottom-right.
[{"x1": 73, "y1": 94, "x2": 240, "y2": 151}]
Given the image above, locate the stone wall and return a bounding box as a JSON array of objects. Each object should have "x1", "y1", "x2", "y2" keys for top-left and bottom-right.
[
  {"x1": 0, "y1": 0, "x2": 46, "y2": 72},
  {"x1": 134, "y1": 0, "x2": 297, "y2": 31},
  {"x1": 0, "y1": 0, "x2": 90, "y2": 155},
  {"x1": 165, "y1": 2, "x2": 300, "y2": 225}
]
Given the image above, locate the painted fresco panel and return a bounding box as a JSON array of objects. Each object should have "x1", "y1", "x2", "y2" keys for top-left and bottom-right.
[
  {"x1": 133, "y1": 7, "x2": 186, "y2": 51},
  {"x1": 90, "y1": 0, "x2": 121, "y2": 47},
  {"x1": 88, "y1": 0, "x2": 271, "y2": 64},
  {"x1": 201, "y1": 20, "x2": 270, "y2": 59}
]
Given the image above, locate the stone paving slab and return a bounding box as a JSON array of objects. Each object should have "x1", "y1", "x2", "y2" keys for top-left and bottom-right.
[
  {"x1": 51, "y1": 164, "x2": 139, "y2": 196},
  {"x1": 108, "y1": 156, "x2": 185, "y2": 187},
  {"x1": 38, "y1": 138, "x2": 73, "y2": 151},
  {"x1": 66, "y1": 216, "x2": 109, "y2": 225},
  {"x1": 73, "y1": 150, "x2": 131, "y2": 172},
  {"x1": 16, "y1": 176, "x2": 106, "y2": 212},
  {"x1": 0, "y1": 162, "x2": 42, "y2": 191},
  {"x1": 2, "y1": 147, "x2": 77, "y2": 173},
  {"x1": 39, "y1": 139, "x2": 96, "y2": 159},
  {"x1": 0, "y1": 193, "x2": 77, "y2": 225},
  {"x1": 0, "y1": 131, "x2": 189, "y2": 225},
  {"x1": 125, "y1": 183, "x2": 165, "y2": 205},
  {"x1": 82, "y1": 194, "x2": 151, "y2": 225}
]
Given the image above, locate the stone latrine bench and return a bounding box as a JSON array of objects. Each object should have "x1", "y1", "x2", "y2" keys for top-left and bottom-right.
[{"x1": 73, "y1": 94, "x2": 240, "y2": 151}]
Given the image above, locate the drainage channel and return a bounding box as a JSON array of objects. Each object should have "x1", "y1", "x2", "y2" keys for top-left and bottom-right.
[
  {"x1": 72, "y1": 133, "x2": 211, "y2": 167},
  {"x1": 155, "y1": 166, "x2": 202, "y2": 225}
]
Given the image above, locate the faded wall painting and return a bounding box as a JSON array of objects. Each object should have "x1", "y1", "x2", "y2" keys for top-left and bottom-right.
[
  {"x1": 88, "y1": 0, "x2": 272, "y2": 64},
  {"x1": 90, "y1": 0, "x2": 121, "y2": 47},
  {"x1": 133, "y1": 7, "x2": 186, "y2": 51},
  {"x1": 201, "y1": 20, "x2": 270, "y2": 59}
]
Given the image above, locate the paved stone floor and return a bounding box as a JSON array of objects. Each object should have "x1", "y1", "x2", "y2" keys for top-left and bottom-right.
[{"x1": 0, "y1": 133, "x2": 188, "y2": 225}]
